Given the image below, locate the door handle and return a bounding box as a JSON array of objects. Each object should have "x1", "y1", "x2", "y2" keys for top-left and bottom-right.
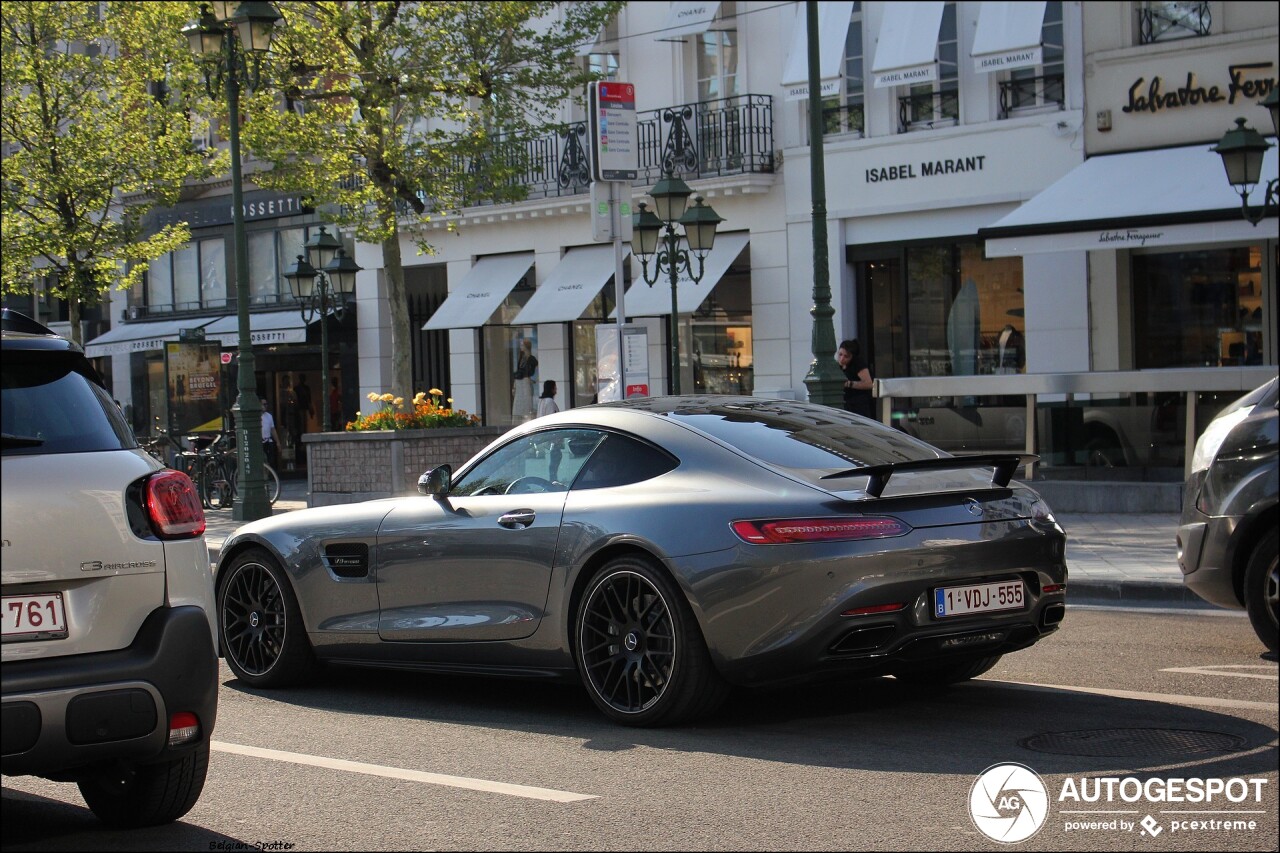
[{"x1": 498, "y1": 509, "x2": 536, "y2": 529}]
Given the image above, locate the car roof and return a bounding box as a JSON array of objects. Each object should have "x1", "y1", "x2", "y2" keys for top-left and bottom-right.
[{"x1": 0, "y1": 309, "x2": 79, "y2": 352}]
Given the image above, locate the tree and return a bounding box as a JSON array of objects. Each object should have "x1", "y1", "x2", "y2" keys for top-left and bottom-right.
[
  {"x1": 240, "y1": 0, "x2": 620, "y2": 399},
  {"x1": 1, "y1": 1, "x2": 220, "y2": 344}
]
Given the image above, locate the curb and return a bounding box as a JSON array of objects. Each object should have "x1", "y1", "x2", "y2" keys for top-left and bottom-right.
[{"x1": 1066, "y1": 579, "x2": 1217, "y2": 608}]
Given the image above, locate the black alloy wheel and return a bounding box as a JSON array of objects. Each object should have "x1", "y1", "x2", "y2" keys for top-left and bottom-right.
[
  {"x1": 575, "y1": 556, "x2": 727, "y2": 726},
  {"x1": 218, "y1": 549, "x2": 316, "y2": 687}
]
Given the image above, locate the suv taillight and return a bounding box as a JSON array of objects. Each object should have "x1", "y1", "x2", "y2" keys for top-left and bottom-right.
[{"x1": 146, "y1": 470, "x2": 206, "y2": 539}]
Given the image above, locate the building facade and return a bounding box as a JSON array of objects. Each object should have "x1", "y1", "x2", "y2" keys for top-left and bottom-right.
[{"x1": 77, "y1": 1, "x2": 1276, "y2": 479}]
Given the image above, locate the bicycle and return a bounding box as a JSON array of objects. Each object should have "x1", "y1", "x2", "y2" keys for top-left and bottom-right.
[{"x1": 213, "y1": 434, "x2": 280, "y2": 507}]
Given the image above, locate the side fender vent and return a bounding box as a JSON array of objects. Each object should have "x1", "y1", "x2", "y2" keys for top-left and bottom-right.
[{"x1": 324, "y1": 543, "x2": 370, "y2": 578}]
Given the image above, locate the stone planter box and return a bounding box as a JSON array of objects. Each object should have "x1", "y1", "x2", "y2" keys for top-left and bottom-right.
[{"x1": 302, "y1": 426, "x2": 508, "y2": 507}]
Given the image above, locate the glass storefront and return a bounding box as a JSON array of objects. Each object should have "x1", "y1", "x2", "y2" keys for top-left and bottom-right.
[{"x1": 1133, "y1": 245, "x2": 1266, "y2": 368}]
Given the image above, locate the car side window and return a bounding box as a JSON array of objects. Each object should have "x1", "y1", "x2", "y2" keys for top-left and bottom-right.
[
  {"x1": 571, "y1": 433, "x2": 678, "y2": 490},
  {"x1": 450, "y1": 429, "x2": 605, "y2": 496}
]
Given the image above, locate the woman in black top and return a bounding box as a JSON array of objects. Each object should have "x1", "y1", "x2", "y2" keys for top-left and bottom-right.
[{"x1": 837, "y1": 339, "x2": 875, "y2": 419}]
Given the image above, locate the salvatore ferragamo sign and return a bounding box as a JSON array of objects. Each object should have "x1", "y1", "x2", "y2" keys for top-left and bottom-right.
[{"x1": 1122, "y1": 62, "x2": 1275, "y2": 116}]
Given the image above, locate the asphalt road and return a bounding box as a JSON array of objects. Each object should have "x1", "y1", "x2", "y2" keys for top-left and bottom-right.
[{"x1": 3, "y1": 605, "x2": 1276, "y2": 852}]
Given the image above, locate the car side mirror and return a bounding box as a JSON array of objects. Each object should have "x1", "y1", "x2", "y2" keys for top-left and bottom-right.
[{"x1": 418, "y1": 464, "x2": 452, "y2": 498}]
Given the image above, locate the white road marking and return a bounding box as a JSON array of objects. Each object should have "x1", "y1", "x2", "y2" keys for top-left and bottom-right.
[
  {"x1": 1160, "y1": 665, "x2": 1278, "y2": 681},
  {"x1": 989, "y1": 680, "x2": 1278, "y2": 712},
  {"x1": 211, "y1": 741, "x2": 597, "y2": 802}
]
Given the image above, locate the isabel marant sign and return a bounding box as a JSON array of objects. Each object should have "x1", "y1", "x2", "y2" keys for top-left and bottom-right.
[{"x1": 865, "y1": 155, "x2": 987, "y2": 183}]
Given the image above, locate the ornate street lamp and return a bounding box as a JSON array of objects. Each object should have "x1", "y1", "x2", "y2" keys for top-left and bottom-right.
[
  {"x1": 284, "y1": 226, "x2": 361, "y2": 431},
  {"x1": 183, "y1": 1, "x2": 280, "y2": 520},
  {"x1": 1212, "y1": 87, "x2": 1278, "y2": 227},
  {"x1": 631, "y1": 173, "x2": 722, "y2": 394}
]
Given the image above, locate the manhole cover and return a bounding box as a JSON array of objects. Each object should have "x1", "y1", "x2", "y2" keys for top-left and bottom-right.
[{"x1": 1019, "y1": 728, "x2": 1247, "y2": 757}]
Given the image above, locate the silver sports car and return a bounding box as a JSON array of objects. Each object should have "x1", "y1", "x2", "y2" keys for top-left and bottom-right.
[{"x1": 215, "y1": 396, "x2": 1067, "y2": 726}]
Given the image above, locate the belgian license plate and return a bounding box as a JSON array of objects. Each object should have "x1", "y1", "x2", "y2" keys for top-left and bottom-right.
[
  {"x1": 2, "y1": 593, "x2": 69, "y2": 641},
  {"x1": 934, "y1": 581, "x2": 1024, "y2": 618}
]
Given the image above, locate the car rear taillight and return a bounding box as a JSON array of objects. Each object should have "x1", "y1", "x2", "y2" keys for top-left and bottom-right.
[
  {"x1": 842, "y1": 602, "x2": 907, "y2": 617},
  {"x1": 145, "y1": 470, "x2": 206, "y2": 539},
  {"x1": 731, "y1": 516, "x2": 909, "y2": 544}
]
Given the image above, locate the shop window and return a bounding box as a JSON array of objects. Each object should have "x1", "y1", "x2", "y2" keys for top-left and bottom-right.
[
  {"x1": 859, "y1": 242, "x2": 1025, "y2": 381},
  {"x1": 1133, "y1": 246, "x2": 1264, "y2": 369},
  {"x1": 901, "y1": 2, "x2": 958, "y2": 132},
  {"x1": 481, "y1": 280, "x2": 536, "y2": 426},
  {"x1": 691, "y1": 270, "x2": 753, "y2": 395},
  {"x1": 1000, "y1": 1, "x2": 1065, "y2": 119},
  {"x1": 571, "y1": 286, "x2": 618, "y2": 408}
]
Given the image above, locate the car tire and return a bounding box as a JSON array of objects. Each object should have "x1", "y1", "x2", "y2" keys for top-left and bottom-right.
[
  {"x1": 894, "y1": 654, "x2": 1003, "y2": 686},
  {"x1": 77, "y1": 741, "x2": 209, "y2": 828},
  {"x1": 575, "y1": 555, "x2": 728, "y2": 727},
  {"x1": 1243, "y1": 528, "x2": 1279, "y2": 654},
  {"x1": 218, "y1": 548, "x2": 318, "y2": 687}
]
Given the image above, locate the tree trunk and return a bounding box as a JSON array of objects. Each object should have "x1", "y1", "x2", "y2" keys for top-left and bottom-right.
[
  {"x1": 378, "y1": 198, "x2": 413, "y2": 398},
  {"x1": 67, "y1": 295, "x2": 82, "y2": 347}
]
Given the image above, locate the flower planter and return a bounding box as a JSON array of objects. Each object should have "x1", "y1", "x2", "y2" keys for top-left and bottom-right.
[{"x1": 302, "y1": 426, "x2": 507, "y2": 507}]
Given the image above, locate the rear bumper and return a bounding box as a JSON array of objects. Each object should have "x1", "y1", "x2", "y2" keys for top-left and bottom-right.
[
  {"x1": 1, "y1": 605, "x2": 218, "y2": 778},
  {"x1": 715, "y1": 592, "x2": 1066, "y2": 687}
]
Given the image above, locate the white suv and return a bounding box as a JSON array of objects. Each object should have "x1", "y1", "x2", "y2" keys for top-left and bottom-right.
[{"x1": 1, "y1": 310, "x2": 217, "y2": 827}]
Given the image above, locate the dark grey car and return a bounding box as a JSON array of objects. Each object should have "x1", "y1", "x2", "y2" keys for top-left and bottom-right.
[
  {"x1": 1177, "y1": 378, "x2": 1279, "y2": 653},
  {"x1": 215, "y1": 397, "x2": 1067, "y2": 726}
]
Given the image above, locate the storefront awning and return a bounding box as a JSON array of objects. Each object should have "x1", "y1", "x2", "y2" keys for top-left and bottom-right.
[
  {"x1": 512, "y1": 244, "x2": 628, "y2": 326},
  {"x1": 422, "y1": 253, "x2": 535, "y2": 331},
  {"x1": 656, "y1": 1, "x2": 721, "y2": 41},
  {"x1": 83, "y1": 316, "x2": 219, "y2": 358},
  {"x1": 201, "y1": 311, "x2": 316, "y2": 347},
  {"x1": 971, "y1": 1, "x2": 1046, "y2": 73},
  {"x1": 980, "y1": 143, "x2": 1278, "y2": 257},
  {"x1": 615, "y1": 232, "x2": 749, "y2": 318},
  {"x1": 780, "y1": 1, "x2": 855, "y2": 101},
  {"x1": 871, "y1": 1, "x2": 945, "y2": 88}
]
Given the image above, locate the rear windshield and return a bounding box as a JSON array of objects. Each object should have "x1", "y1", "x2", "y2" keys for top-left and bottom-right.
[
  {"x1": 668, "y1": 400, "x2": 943, "y2": 471},
  {"x1": 1, "y1": 349, "x2": 136, "y2": 456}
]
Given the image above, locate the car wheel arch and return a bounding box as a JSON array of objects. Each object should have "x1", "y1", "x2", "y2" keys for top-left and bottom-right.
[
  {"x1": 214, "y1": 537, "x2": 307, "y2": 650},
  {"x1": 562, "y1": 541, "x2": 709, "y2": 667},
  {"x1": 1230, "y1": 500, "x2": 1279, "y2": 606}
]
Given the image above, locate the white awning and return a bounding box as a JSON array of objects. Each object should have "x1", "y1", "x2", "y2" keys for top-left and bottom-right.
[
  {"x1": 616, "y1": 232, "x2": 749, "y2": 317},
  {"x1": 871, "y1": 1, "x2": 945, "y2": 88},
  {"x1": 656, "y1": 1, "x2": 721, "y2": 41},
  {"x1": 780, "y1": 1, "x2": 855, "y2": 101},
  {"x1": 512, "y1": 244, "x2": 627, "y2": 326},
  {"x1": 83, "y1": 317, "x2": 219, "y2": 358},
  {"x1": 422, "y1": 253, "x2": 534, "y2": 330},
  {"x1": 972, "y1": 1, "x2": 1047, "y2": 73},
  {"x1": 201, "y1": 311, "x2": 314, "y2": 347},
  {"x1": 980, "y1": 143, "x2": 1278, "y2": 257}
]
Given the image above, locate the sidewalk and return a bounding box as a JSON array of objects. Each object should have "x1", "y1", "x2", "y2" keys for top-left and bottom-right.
[{"x1": 202, "y1": 482, "x2": 1201, "y2": 607}]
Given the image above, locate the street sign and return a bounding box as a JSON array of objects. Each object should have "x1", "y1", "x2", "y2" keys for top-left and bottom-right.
[{"x1": 588, "y1": 81, "x2": 638, "y2": 182}]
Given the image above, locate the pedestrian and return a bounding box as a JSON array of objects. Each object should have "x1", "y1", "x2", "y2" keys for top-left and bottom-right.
[
  {"x1": 536, "y1": 379, "x2": 559, "y2": 418},
  {"x1": 837, "y1": 339, "x2": 875, "y2": 419},
  {"x1": 511, "y1": 338, "x2": 537, "y2": 423},
  {"x1": 261, "y1": 398, "x2": 281, "y2": 469}
]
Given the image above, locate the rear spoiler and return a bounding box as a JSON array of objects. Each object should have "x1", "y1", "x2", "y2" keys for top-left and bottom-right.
[{"x1": 820, "y1": 453, "x2": 1038, "y2": 498}]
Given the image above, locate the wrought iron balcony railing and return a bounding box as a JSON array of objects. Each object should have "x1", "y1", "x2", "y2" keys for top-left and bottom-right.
[
  {"x1": 342, "y1": 94, "x2": 773, "y2": 217},
  {"x1": 898, "y1": 89, "x2": 959, "y2": 133},
  {"x1": 998, "y1": 73, "x2": 1065, "y2": 119},
  {"x1": 819, "y1": 101, "x2": 866, "y2": 138},
  {"x1": 1138, "y1": 1, "x2": 1211, "y2": 44}
]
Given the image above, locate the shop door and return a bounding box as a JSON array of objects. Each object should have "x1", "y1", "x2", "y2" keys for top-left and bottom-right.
[{"x1": 858, "y1": 257, "x2": 907, "y2": 385}]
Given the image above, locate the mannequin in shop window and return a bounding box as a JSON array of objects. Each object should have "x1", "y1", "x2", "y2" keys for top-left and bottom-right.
[
  {"x1": 996, "y1": 325, "x2": 1025, "y2": 374},
  {"x1": 511, "y1": 338, "x2": 537, "y2": 424}
]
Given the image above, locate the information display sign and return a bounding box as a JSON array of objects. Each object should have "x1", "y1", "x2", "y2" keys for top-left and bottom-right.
[{"x1": 588, "y1": 81, "x2": 638, "y2": 182}]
